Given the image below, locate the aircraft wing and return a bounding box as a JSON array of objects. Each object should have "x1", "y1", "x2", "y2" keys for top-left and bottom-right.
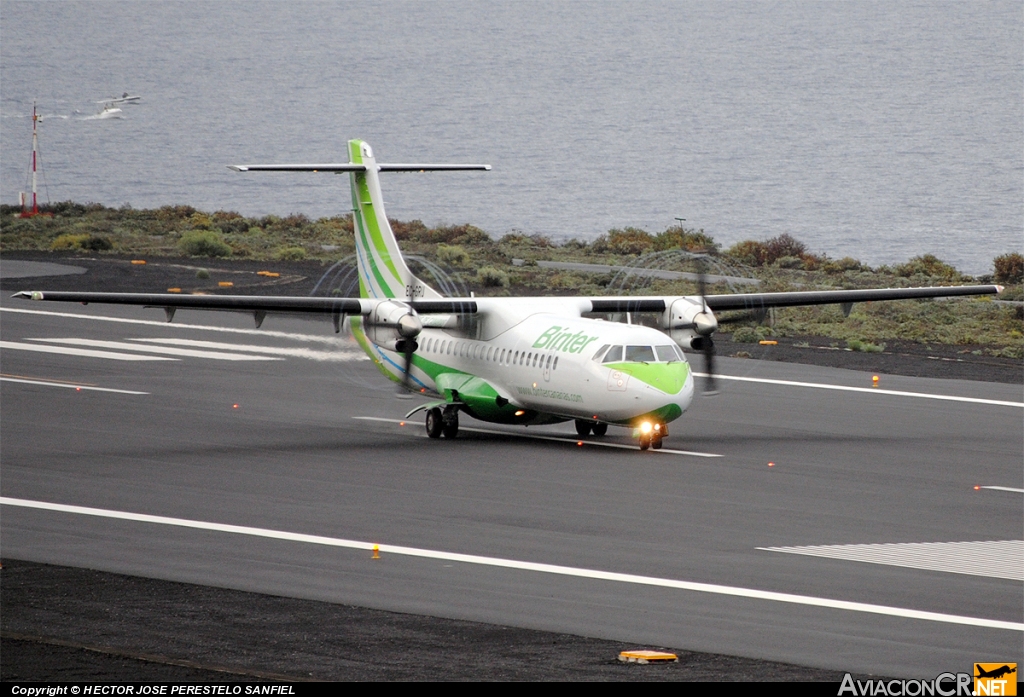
[
  {"x1": 578, "y1": 284, "x2": 1002, "y2": 314},
  {"x1": 10, "y1": 291, "x2": 477, "y2": 325},
  {"x1": 702, "y1": 284, "x2": 1003, "y2": 311}
]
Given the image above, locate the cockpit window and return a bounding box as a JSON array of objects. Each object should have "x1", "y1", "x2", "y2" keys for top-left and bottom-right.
[
  {"x1": 592, "y1": 344, "x2": 610, "y2": 362},
  {"x1": 625, "y1": 345, "x2": 656, "y2": 363},
  {"x1": 601, "y1": 345, "x2": 623, "y2": 363},
  {"x1": 655, "y1": 345, "x2": 684, "y2": 362}
]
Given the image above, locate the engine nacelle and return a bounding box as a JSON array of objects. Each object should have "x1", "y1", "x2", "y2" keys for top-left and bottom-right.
[
  {"x1": 663, "y1": 297, "x2": 718, "y2": 350},
  {"x1": 365, "y1": 300, "x2": 422, "y2": 352}
]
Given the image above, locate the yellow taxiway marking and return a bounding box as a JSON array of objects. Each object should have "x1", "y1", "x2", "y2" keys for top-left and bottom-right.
[
  {"x1": 352, "y1": 416, "x2": 722, "y2": 458},
  {"x1": 3, "y1": 496, "x2": 1019, "y2": 633}
]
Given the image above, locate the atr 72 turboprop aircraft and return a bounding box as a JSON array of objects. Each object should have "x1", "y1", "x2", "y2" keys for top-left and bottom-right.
[{"x1": 15, "y1": 140, "x2": 1003, "y2": 450}]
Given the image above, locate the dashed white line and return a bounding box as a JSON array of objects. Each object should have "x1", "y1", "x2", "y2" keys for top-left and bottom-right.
[
  {"x1": 760, "y1": 540, "x2": 1024, "y2": 581},
  {"x1": 354, "y1": 415, "x2": 721, "y2": 458},
  {"x1": 27, "y1": 338, "x2": 282, "y2": 362},
  {"x1": 1, "y1": 307, "x2": 345, "y2": 343},
  {"x1": 2, "y1": 496, "x2": 1019, "y2": 632},
  {"x1": 0, "y1": 377, "x2": 149, "y2": 394},
  {"x1": 0, "y1": 340, "x2": 176, "y2": 362},
  {"x1": 127, "y1": 338, "x2": 365, "y2": 362},
  {"x1": 693, "y1": 372, "x2": 1022, "y2": 408},
  {"x1": 981, "y1": 486, "x2": 1024, "y2": 494}
]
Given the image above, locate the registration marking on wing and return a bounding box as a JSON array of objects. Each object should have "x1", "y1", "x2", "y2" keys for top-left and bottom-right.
[
  {"x1": 353, "y1": 416, "x2": 722, "y2": 458},
  {"x1": 25, "y1": 338, "x2": 282, "y2": 361}
]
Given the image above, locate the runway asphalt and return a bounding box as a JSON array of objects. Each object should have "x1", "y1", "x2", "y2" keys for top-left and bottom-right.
[{"x1": 1, "y1": 272, "x2": 1021, "y2": 680}]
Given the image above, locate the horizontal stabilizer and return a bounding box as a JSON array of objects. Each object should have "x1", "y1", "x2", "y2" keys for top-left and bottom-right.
[{"x1": 229, "y1": 163, "x2": 490, "y2": 172}]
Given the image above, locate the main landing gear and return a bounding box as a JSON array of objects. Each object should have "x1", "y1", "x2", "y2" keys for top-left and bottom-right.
[
  {"x1": 575, "y1": 419, "x2": 609, "y2": 437},
  {"x1": 426, "y1": 406, "x2": 459, "y2": 439}
]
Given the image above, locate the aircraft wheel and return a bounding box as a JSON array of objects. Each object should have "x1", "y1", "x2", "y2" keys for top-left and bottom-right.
[
  {"x1": 425, "y1": 408, "x2": 443, "y2": 439},
  {"x1": 441, "y1": 406, "x2": 459, "y2": 439},
  {"x1": 639, "y1": 433, "x2": 651, "y2": 451},
  {"x1": 574, "y1": 419, "x2": 592, "y2": 437},
  {"x1": 652, "y1": 432, "x2": 663, "y2": 450},
  {"x1": 591, "y1": 422, "x2": 608, "y2": 437}
]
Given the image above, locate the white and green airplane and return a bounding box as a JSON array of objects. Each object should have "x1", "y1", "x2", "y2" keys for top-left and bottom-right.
[{"x1": 15, "y1": 140, "x2": 1003, "y2": 450}]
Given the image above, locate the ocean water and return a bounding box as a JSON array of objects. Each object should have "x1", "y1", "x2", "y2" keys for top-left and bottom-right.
[{"x1": 1, "y1": 1, "x2": 1020, "y2": 275}]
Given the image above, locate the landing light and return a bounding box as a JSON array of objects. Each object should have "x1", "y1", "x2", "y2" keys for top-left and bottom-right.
[
  {"x1": 640, "y1": 422, "x2": 652, "y2": 434},
  {"x1": 515, "y1": 410, "x2": 525, "y2": 416}
]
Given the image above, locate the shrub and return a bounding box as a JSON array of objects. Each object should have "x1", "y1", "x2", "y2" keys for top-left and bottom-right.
[
  {"x1": 274, "y1": 246, "x2": 306, "y2": 261},
  {"x1": 894, "y1": 254, "x2": 962, "y2": 281},
  {"x1": 178, "y1": 230, "x2": 231, "y2": 257},
  {"x1": 731, "y1": 326, "x2": 761, "y2": 343},
  {"x1": 437, "y1": 243, "x2": 470, "y2": 267},
  {"x1": 847, "y1": 339, "x2": 886, "y2": 353},
  {"x1": 195, "y1": 268, "x2": 210, "y2": 279},
  {"x1": 51, "y1": 233, "x2": 92, "y2": 250},
  {"x1": 653, "y1": 226, "x2": 719, "y2": 253},
  {"x1": 725, "y1": 233, "x2": 812, "y2": 267},
  {"x1": 993, "y1": 253, "x2": 1024, "y2": 284},
  {"x1": 477, "y1": 266, "x2": 509, "y2": 288},
  {"x1": 605, "y1": 227, "x2": 654, "y2": 255}
]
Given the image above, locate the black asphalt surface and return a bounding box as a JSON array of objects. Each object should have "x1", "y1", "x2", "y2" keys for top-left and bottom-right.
[{"x1": 2, "y1": 255, "x2": 1021, "y2": 681}]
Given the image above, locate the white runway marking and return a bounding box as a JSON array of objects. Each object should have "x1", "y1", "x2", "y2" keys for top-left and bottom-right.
[
  {"x1": 981, "y1": 486, "x2": 1024, "y2": 494},
  {"x1": 356, "y1": 415, "x2": 714, "y2": 458},
  {"x1": 1, "y1": 307, "x2": 352, "y2": 345},
  {"x1": 27, "y1": 338, "x2": 282, "y2": 362},
  {"x1": 0, "y1": 340, "x2": 175, "y2": 362},
  {"x1": 759, "y1": 540, "x2": 1024, "y2": 581},
  {"x1": 127, "y1": 338, "x2": 364, "y2": 362},
  {"x1": 0, "y1": 376, "x2": 148, "y2": 394},
  {"x1": 692, "y1": 372, "x2": 1023, "y2": 408},
  {"x1": 2, "y1": 496, "x2": 1019, "y2": 632}
]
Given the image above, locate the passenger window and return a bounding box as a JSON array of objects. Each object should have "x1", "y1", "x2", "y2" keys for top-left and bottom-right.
[
  {"x1": 545, "y1": 354, "x2": 552, "y2": 370},
  {"x1": 553, "y1": 356, "x2": 558, "y2": 370},
  {"x1": 602, "y1": 346, "x2": 623, "y2": 363},
  {"x1": 625, "y1": 345, "x2": 656, "y2": 362}
]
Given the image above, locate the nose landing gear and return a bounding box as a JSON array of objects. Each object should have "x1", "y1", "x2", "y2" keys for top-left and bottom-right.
[{"x1": 638, "y1": 422, "x2": 667, "y2": 451}]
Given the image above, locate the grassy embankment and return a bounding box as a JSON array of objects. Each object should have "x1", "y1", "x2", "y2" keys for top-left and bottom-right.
[{"x1": 2, "y1": 202, "x2": 1022, "y2": 358}]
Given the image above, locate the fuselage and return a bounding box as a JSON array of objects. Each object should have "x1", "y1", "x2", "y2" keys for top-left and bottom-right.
[{"x1": 352, "y1": 300, "x2": 694, "y2": 429}]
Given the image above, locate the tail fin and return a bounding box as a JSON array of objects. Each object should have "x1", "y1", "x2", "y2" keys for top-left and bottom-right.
[
  {"x1": 230, "y1": 140, "x2": 489, "y2": 301},
  {"x1": 348, "y1": 140, "x2": 436, "y2": 300}
]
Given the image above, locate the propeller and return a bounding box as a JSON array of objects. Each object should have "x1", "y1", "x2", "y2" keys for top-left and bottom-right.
[
  {"x1": 695, "y1": 253, "x2": 718, "y2": 395},
  {"x1": 396, "y1": 295, "x2": 422, "y2": 397}
]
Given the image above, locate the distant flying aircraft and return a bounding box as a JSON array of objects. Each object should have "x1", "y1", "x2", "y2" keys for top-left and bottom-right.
[{"x1": 14, "y1": 140, "x2": 1003, "y2": 450}]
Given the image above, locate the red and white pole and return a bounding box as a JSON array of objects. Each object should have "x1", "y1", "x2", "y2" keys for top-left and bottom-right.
[{"x1": 30, "y1": 101, "x2": 39, "y2": 215}]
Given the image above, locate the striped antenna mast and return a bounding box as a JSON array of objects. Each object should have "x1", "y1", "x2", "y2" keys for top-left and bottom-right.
[{"x1": 20, "y1": 101, "x2": 41, "y2": 217}]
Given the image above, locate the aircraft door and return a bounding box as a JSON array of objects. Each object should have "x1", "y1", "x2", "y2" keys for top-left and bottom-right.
[{"x1": 542, "y1": 352, "x2": 552, "y2": 382}]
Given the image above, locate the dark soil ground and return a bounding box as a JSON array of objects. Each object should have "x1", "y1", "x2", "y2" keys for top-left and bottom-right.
[
  {"x1": 0, "y1": 560, "x2": 860, "y2": 682},
  {"x1": 1, "y1": 252, "x2": 1013, "y2": 682}
]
